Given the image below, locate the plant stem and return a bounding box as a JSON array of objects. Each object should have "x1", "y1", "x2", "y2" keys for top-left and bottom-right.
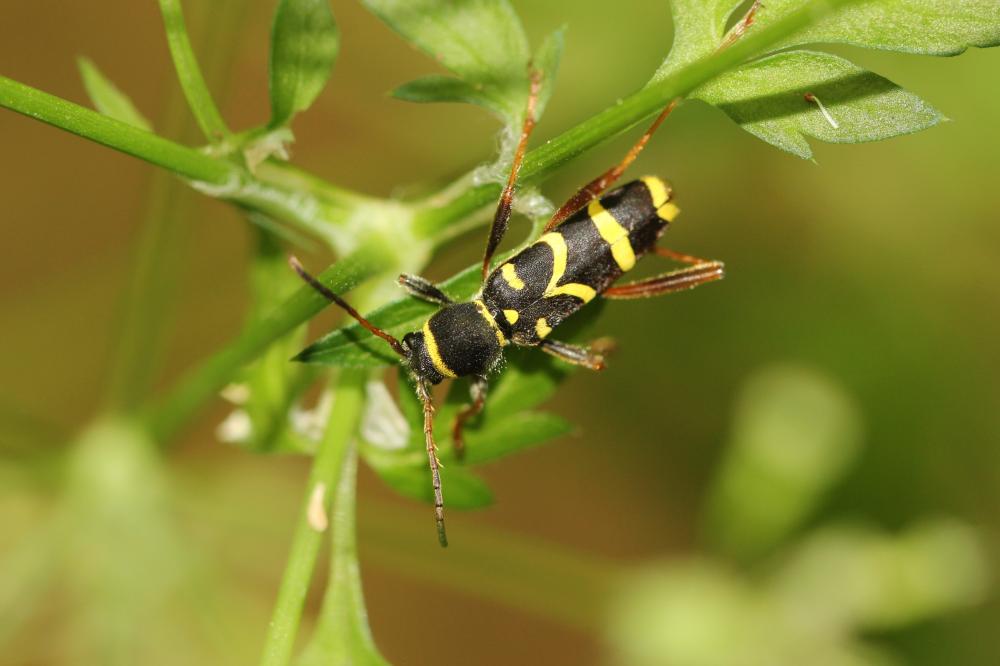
[
  {"x1": 297, "y1": 447, "x2": 388, "y2": 665},
  {"x1": 106, "y1": 0, "x2": 250, "y2": 413},
  {"x1": 143, "y1": 243, "x2": 394, "y2": 442},
  {"x1": 258, "y1": 369, "x2": 367, "y2": 666},
  {"x1": 0, "y1": 75, "x2": 237, "y2": 184},
  {"x1": 412, "y1": 0, "x2": 865, "y2": 239},
  {"x1": 158, "y1": 0, "x2": 231, "y2": 141}
]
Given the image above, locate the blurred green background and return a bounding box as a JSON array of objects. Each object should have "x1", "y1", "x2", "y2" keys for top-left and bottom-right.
[{"x1": 2, "y1": 1, "x2": 999, "y2": 664}]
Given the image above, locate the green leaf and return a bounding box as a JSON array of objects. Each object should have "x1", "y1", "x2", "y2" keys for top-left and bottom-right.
[
  {"x1": 76, "y1": 58, "x2": 152, "y2": 131},
  {"x1": 462, "y1": 411, "x2": 572, "y2": 465},
  {"x1": 369, "y1": 456, "x2": 495, "y2": 509},
  {"x1": 756, "y1": 0, "x2": 1000, "y2": 56},
  {"x1": 297, "y1": 450, "x2": 389, "y2": 666},
  {"x1": 269, "y1": 0, "x2": 340, "y2": 128},
  {"x1": 363, "y1": 0, "x2": 531, "y2": 120},
  {"x1": 532, "y1": 25, "x2": 567, "y2": 120},
  {"x1": 654, "y1": 0, "x2": 747, "y2": 79},
  {"x1": 392, "y1": 75, "x2": 502, "y2": 110},
  {"x1": 295, "y1": 261, "x2": 483, "y2": 368},
  {"x1": 158, "y1": 0, "x2": 231, "y2": 139},
  {"x1": 693, "y1": 51, "x2": 943, "y2": 159}
]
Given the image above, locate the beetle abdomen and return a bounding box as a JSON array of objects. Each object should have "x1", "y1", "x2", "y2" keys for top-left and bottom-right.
[{"x1": 483, "y1": 177, "x2": 678, "y2": 345}]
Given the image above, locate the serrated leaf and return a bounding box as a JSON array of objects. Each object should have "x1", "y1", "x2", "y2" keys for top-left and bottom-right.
[
  {"x1": 295, "y1": 261, "x2": 483, "y2": 368},
  {"x1": 269, "y1": 0, "x2": 340, "y2": 128},
  {"x1": 693, "y1": 51, "x2": 943, "y2": 159},
  {"x1": 362, "y1": 0, "x2": 530, "y2": 120},
  {"x1": 76, "y1": 57, "x2": 152, "y2": 131},
  {"x1": 654, "y1": 0, "x2": 747, "y2": 80},
  {"x1": 756, "y1": 0, "x2": 1000, "y2": 56}
]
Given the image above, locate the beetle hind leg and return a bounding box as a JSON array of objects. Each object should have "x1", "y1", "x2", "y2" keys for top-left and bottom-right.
[
  {"x1": 604, "y1": 249, "x2": 724, "y2": 299},
  {"x1": 451, "y1": 375, "x2": 488, "y2": 462},
  {"x1": 539, "y1": 338, "x2": 613, "y2": 371}
]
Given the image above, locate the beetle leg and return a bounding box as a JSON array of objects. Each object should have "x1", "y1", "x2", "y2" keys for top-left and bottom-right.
[
  {"x1": 604, "y1": 255, "x2": 724, "y2": 299},
  {"x1": 539, "y1": 339, "x2": 611, "y2": 371},
  {"x1": 481, "y1": 69, "x2": 543, "y2": 282},
  {"x1": 451, "y1": 375, "x2": 488, "y2": 462},
  {"x1": 543, "y1": 99, "x2": 679, "y2": 233},
  {"x1": 398, "y1": 273, "x2": 453, "y2": 305}
]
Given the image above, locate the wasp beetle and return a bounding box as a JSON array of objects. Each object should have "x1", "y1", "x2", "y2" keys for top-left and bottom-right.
[{"x1": 291, "y1": 75, "x2": 724, "y2": 547}]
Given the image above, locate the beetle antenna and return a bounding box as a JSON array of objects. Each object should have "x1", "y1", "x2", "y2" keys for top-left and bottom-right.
[{"x1": 289, "y1": 256, "x2": 407, "y2": 358}]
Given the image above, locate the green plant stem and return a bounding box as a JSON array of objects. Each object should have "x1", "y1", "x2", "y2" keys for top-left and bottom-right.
[
  {"x1": 412, "y1": 0, "x2": 865, "y2": 239},
  {"x1": 258, "y1": 369, "x2": 366, "y2": 666},
  {"x1": 297, "y1": 447, "x2": 388, "y2": 665},
  {"x1": 158, "y1": 0, "x2": 231, "y2": 140},
  {"x1": 143, "y1": 243, "x2": 393, "y2": 442},
  {"x1": 106, "y1": 0, "x2": 250, "y2": 413},
  {"x1": 0, "y1": 75, "x2": 237, "y2": 184}
]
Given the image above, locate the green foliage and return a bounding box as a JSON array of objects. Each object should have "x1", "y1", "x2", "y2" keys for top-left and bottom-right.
[
  {"x1": 297, "y1": 450, "x2": 389, "y2": 666},
  {"x1": 365, "y1": 0, "x2": 563, "y2": 127},
  {"x1": 158, "y1": 0, "x2": 230, "y2": 139},
  {"x1": 760, "y1": 0, "x2": 1000, "y2": 56},
  {"x1": 77, "y1": 58, "x2": 152, "y2": 131},
  {"x1": 269, "y1": 0, "x2": 340, "y2": 128},
  {"x1": 218, "y1": 228, "x2": 316, "y2": 453},
  {"x1": 364, "y1": 0, "x2": 529, "y2": 121},
  {"x1": 703, "y1": 365, "x2": 863, "y2": 558},
  {"x1": 4, "y1": 1, "x2": 1000, "y2": 665},
  {"x1": 694, "y1": 51, "x2": 943, "y2": 159},
  {"x1": 656, "y1": 0, "x2": 1000, "y2": 159},
  {"x1": 360, "y1": 349, "x2": 573, "y2": 509}
]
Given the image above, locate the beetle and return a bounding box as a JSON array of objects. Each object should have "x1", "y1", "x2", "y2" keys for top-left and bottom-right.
[{"x1": 291, "y1": 73, "x2": 723, "y2": 546}]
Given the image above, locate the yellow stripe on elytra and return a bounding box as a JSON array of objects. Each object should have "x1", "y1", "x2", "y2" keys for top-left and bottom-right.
[
  {"x1": 503, "y1": 309, "x2": 519, "y2": 325},
  {"x1": 500, "y1": 262, "x2": 525, "y2": 290},
  {"x1": 535, "y1": 318, "x2": 552, "y2": 339},
  {"x1": 538, "y1": 232, "x2": 568, "y2": 294},
  {"x1": 548, "y1": 282, "x2": 596, "y2": 303},
  {"x1": 589, "y1": 199, "x2": 636, "y2": 271},
  {"x1": 657, "y1": 201, "x2": 680, "y2": 222},
  {"x1": 422, "y1": 320, "x2": 457, "y2": 378},
  {"x1": 474, "y1": 300, "x2": 508, "y2": 346},
  {"x1": 641, "y1": 176, "x2": 670, "y2": 208}
]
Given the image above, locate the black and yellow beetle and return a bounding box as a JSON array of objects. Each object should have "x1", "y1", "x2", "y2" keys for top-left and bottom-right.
[{"x1": 291, "y1": 76, "x2": 723, "y2": 547}]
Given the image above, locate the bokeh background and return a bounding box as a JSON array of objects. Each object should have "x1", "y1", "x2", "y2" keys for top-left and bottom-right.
[{"x1": 2, "y1": 1, "x2": 999, "y2": 664}]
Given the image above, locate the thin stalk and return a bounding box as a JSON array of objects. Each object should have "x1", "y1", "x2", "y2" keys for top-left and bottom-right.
[
  {"x1": 258, "y1": 369, "x2": 367, "y2": 666},
  {"x1": 412, "y1": 0, "x2": 865, "y2": 239},
  {"x1": 297, "y1": 447, "x2": 388, "y2": 665},
  {"x1": 106, "y1": 0, "x2": 249, "y2": 411},
  {"x1": 158, "y1": 0, "x2": 231, "y2": 140},
  {"x1": 0, "y1": 75, "x2": 236, "y2": 184},
  {"x1": 143, "y1": 243, "x2": 394, "y2": 442}
]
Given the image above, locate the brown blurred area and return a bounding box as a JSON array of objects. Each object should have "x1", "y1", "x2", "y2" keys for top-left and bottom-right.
[{"x1": 3, "y1": 2, "x2": 1000, "y2": 665}]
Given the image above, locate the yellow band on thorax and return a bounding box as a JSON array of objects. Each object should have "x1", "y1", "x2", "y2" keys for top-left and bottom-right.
[
  {"x1": 422, "y1": 320, "x2": 456, "y2": 378},
  {"x1": 474, "y1": 299, "x2": 508, "y2": 346}
]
